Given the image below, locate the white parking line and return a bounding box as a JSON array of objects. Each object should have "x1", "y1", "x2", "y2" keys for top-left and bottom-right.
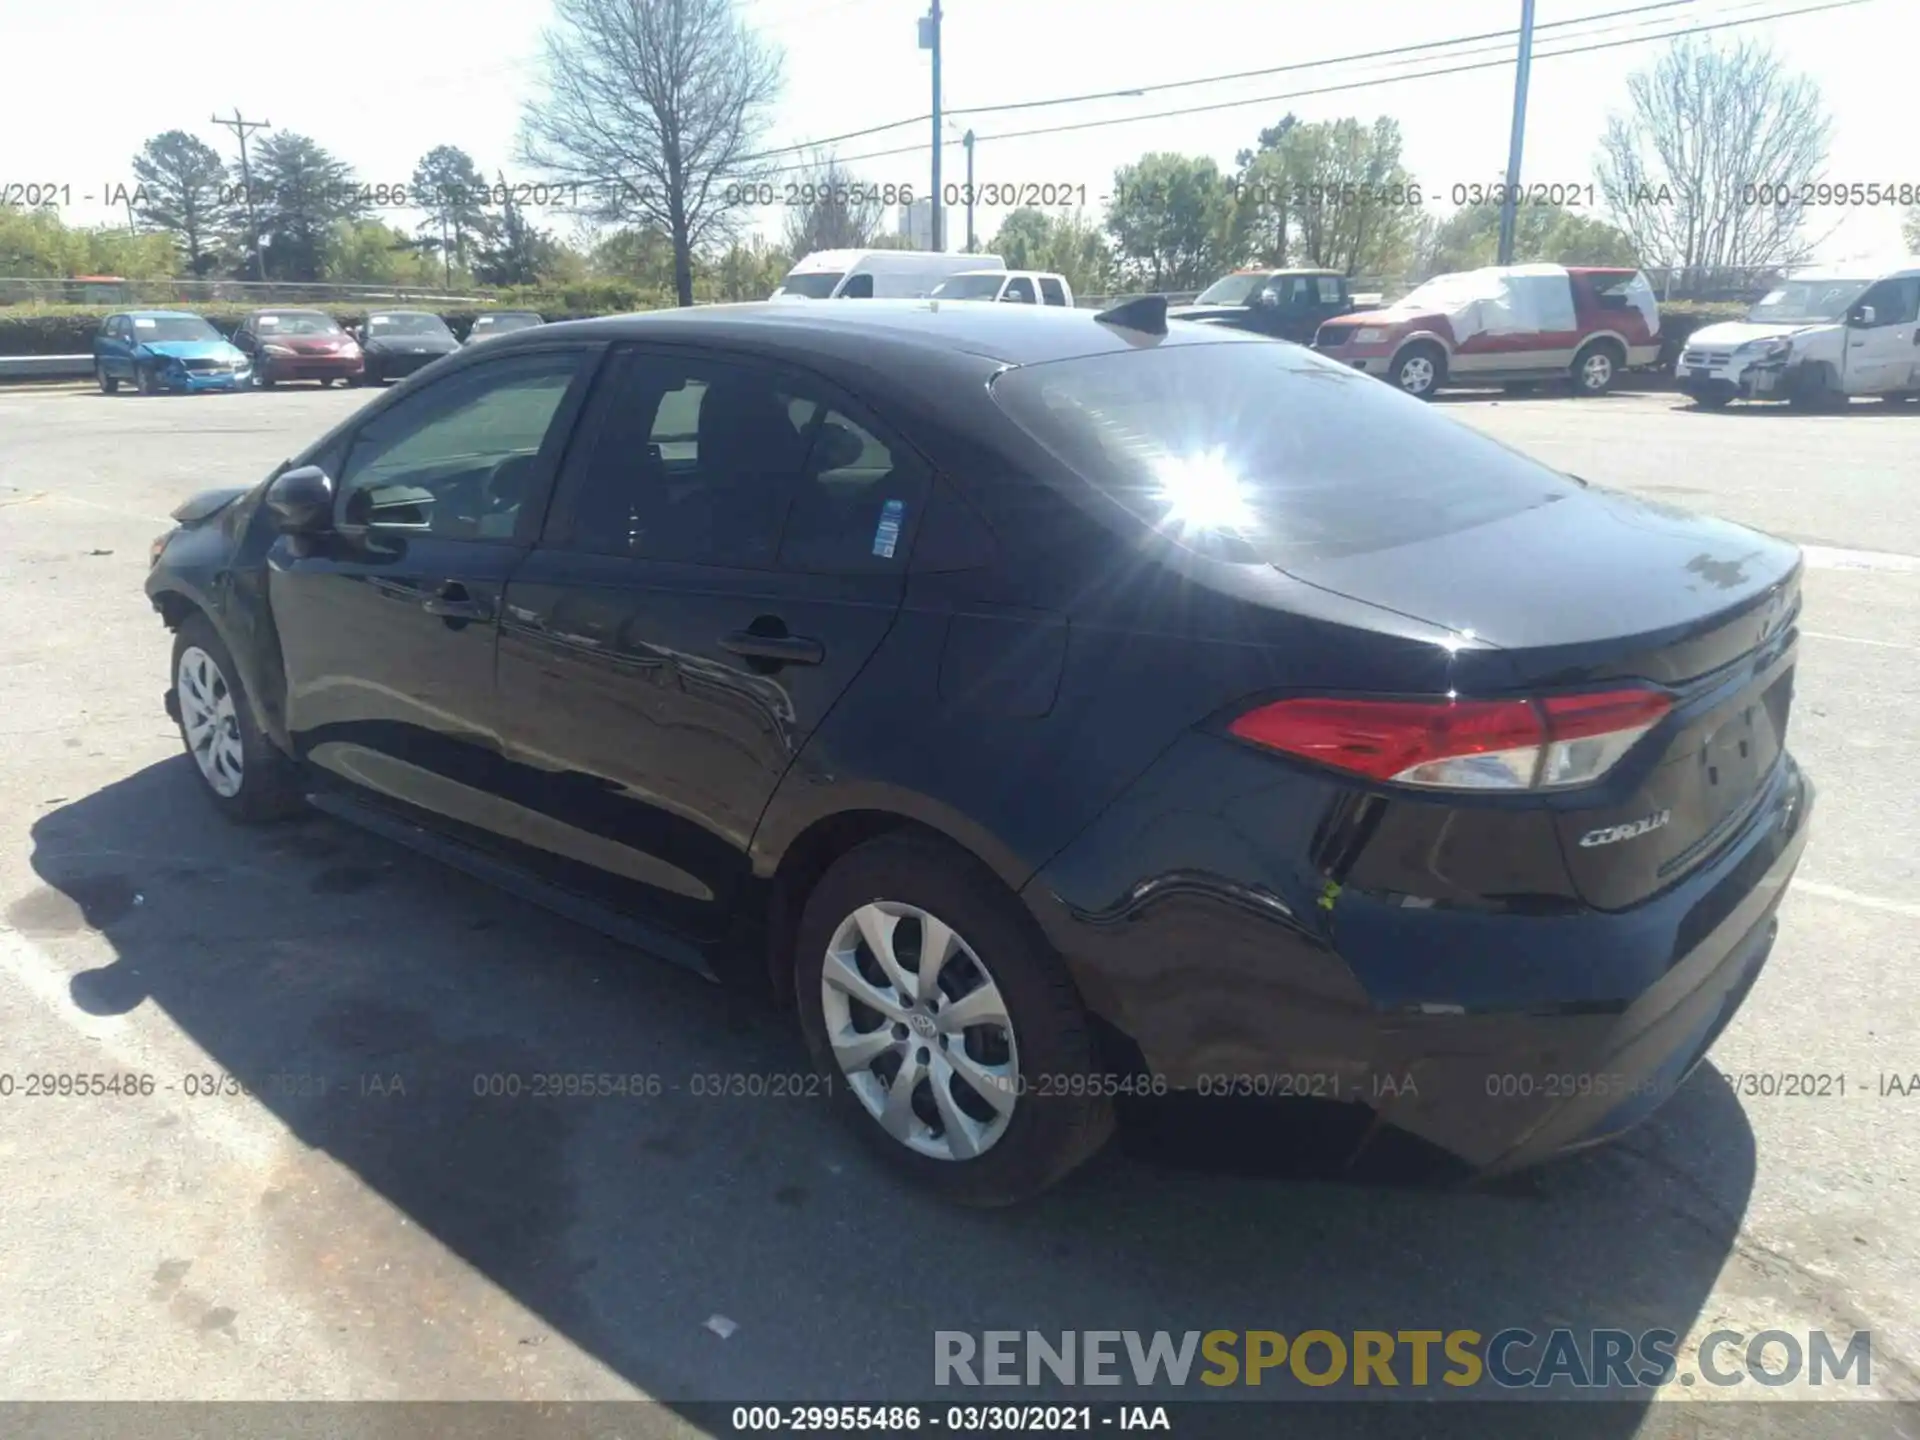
[
  {"x1": 1792, "y1": 881, "x2": 1920, "y2": 920},
  {"x1": 1803, "y1": 630, "x2": 1917, "y2": 651},
  {"x1": 1800, "y1": 545, "x2": 1920, "y2": 574},
  {"x1": 0, "y1": 925, "x2": 284, "y2": 1167}
]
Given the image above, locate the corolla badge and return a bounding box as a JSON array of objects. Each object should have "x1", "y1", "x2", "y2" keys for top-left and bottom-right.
[{"x1": 1580, "y1": 811, "x2": 1672, "y2": 847}]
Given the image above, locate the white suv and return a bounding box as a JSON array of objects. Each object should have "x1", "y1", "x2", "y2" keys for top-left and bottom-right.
[{"x1": 929, "y1": 270, "x2": 1075, "y2": 307}]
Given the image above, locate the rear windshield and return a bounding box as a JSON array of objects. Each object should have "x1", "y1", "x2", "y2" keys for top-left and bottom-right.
[
  {"x1": 369, "y1": 312, "x2": 453, "y2": 337},
  {"x1": 258, "y1": 311, "x2": 341, "y2": 335},
  {"x1": 988, "y1": 341, "x2": 1578, "y2": 565}
]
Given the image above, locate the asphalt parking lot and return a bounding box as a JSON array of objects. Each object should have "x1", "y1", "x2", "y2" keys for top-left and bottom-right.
[{"x1": 1, "y1": 382, "x2": 1917, "y2": 1434}]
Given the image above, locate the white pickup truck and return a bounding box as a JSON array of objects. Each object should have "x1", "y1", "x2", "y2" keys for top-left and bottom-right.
[{"x1": 928, "y1": 270, "x2": 1075, "y2": 307}]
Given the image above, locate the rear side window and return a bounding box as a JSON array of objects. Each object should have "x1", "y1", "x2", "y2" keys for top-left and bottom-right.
[
  {"x1": 989, "y1": 341, "x2": 1578, "y2": 566},
  {"x1": 1038, "y1": 277, "x2": 1067, "y2": 306},
  {"x1": 1315, "y1": 276, "x2": 1345, "y2": 304}
]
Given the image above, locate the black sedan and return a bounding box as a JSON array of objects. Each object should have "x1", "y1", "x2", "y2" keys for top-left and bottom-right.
[
  {"x1": 142, "y1": 298, "x2": 1813, "y2": 1206},
  {"x1": 355, "y1": 310, "x2": 461, "y2": 384},
  {"x1": 464, "y1": 309, "x2": 545, "y2": 345}
]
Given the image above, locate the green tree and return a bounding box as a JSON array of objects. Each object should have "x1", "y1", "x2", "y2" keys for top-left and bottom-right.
[
  {"x1": 1104, "y1": 153, "x2": 1232, "y2": 290},
  {"x1": 989, "y1": 206, "x2": 1113, "y2": 297},
  {"x1": 1227, "y1": 114, "x2": 1299, "y2": 266},
  {"x1": 1259, "y1": 117, "x2": 1423, "y2": 277},
  {"x1": 243, "y1": 132, "x2": 369, "y2": 281},
  {"x1": 1421, "y1": 201, "x2": 1638, "y2": 274},
  {"x1": 702, "y1": 237, "x2": 790, "y2": 301},
  {"x1": 323, "y1": 220, "x2": 442, "y2": 284},
  {"x1": 472, "y1": 175, "x2": 557, "y2": 286},
  {"x1": 590, "y1": 226, "x2": 677, "y2": 288},
  {"x1": 0, "y1": 204, "x2": 73, "y2": 276},
  {"x1": 411, "y1": 145, "x2": 494, "y2": 284},
  {"x1": 131, "y1": 130, "x2": 230, "y2": 276}
]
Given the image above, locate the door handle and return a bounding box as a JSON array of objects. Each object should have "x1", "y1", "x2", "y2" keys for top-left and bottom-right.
[
  {"x1": 422, "y1": 582, "x2": 487, "y2": 620},
  {"x1": 719, "y1": 630, "x2": 824, "y2": 666}
]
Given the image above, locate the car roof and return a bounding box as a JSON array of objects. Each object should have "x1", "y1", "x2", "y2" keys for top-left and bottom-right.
[
  {"x1": 478, "y1": 310, "x2": 543, "y2": 319},
  {"x1": 1226, "y1": 267, "x2": 1343, "y2": 277},
  {"x1": 124, "y1": 309, "x2": 203, "y2": 320},
  {"x1": 368, "y1": 308, "x2": 440, "y2": 315},
  {"x1": 250, "y1": 307, "x2": 332, "y2": 316},
  {"x1": 497, "y1": 299, "x2": 1269, "y2": 369}
]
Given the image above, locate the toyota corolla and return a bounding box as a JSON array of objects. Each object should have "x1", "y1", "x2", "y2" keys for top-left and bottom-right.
[{"x1": 142, "y1": 298, "x2": 1813, "y2": 1206}]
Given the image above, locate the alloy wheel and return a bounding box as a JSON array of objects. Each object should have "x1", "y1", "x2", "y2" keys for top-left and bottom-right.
[
  {"x1": 177, "y1": 645, "x2": 244, "y2": 798},
  {"x1": 1398, "y1": 355, "x2": 1436, "y2": 395},
  {"x1": 1581, "y1": 351, "x2": 1614, "y2": 391},
  {"x1": 819, "y1": 901, "x2": 1019, "y2": 1161}
]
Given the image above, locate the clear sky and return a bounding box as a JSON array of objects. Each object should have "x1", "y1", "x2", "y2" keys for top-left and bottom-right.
[{"x1": 0, "y1": 0, "x2": 1909, "y2": 267}]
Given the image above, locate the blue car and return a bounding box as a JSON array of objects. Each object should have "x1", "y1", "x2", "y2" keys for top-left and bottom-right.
[{"x1": 93, "y1": 311, "x2": 252, "y2": 394}]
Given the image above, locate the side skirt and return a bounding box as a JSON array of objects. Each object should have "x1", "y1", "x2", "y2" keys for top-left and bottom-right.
[{"x1": 304, "y1": 788, "x2": 720, "y2": 983}]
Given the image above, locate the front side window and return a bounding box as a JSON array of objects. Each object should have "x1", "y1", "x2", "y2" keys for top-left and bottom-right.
[
  {"x1": 1002, "y1": 277, "x2": 1037, "y2": 303},
  {"x1": 839, "y1": 273, "x2": 875, "y2": 298},
  {"x1": 1856, "y1": 277, "x2": 1920, "y2": 326},
  {"x1": 337, "y1": 350, "x2": 584, "y2": 540},
  {"x1": 1315, "y1": 276, "x2": 1345, "y2": 304}
]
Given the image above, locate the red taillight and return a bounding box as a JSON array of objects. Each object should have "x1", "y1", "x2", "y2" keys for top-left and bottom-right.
[{"x1": 1228, "y1": 689, "x2": 1672, "y2": 791}]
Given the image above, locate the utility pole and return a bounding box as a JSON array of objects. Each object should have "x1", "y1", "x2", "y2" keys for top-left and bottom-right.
[
  {"x1": 918, "y1": 0, "x2": 943, "y2": 251},
  {"x1": 963, "y1": 130, "x2": 976, "y2": 251},
  {"x1": 211, "y1": 109, "x2": 271, "y2": 281},
  {"x1": 1495, "y1": 0, "x2": 1536, "y2": 267}
]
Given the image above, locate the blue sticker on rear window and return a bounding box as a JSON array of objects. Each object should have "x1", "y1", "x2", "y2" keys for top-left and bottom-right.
[{"x1": 872, "y1": 498, "x2": 905, "y2": 558}]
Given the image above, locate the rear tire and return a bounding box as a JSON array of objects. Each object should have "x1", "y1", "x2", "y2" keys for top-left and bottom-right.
[
  {"x1": 1388, "y1": 342, "x2": 1445, "y2": 400},
  {"x1": 96, "y1": 363, "x2": 119, "y2": 395},
  {"x1": 794, "y1": 833, "x2": 1114, "y2": 1207},
  {"x1": 170, "y1": 615, "x2": 304, "y2": 824},
  {"x1": 1571, "y1": 340, "x2": 1623, "y2": 396}
]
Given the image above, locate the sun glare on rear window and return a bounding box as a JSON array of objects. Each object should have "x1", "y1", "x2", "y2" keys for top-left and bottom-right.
[{"x1": 988, "y1": 343, "x2": 1578, "y2": 565}]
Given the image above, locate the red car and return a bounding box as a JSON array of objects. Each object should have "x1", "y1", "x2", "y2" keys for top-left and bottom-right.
[
  {"x1": 1312, "y1": 264, "x2": 1661, "y2": 399},
  {"x1": 231, "y1": 309, "x2": 366, "y2": 389}
]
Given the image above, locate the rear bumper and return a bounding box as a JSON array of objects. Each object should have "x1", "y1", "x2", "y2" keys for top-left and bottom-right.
[{"x1": 1023, "y1": 738, "x2": 1813, "y2": 1173}]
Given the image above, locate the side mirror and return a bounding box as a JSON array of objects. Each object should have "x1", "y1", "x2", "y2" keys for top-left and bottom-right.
[
  {"x1": 266, "y1": 464, "x2": 335, "y2": 535},
  {"x1": 1257, "y1": 290, "x2": 1280, "y2": 307},
  {"x1": 1851, "y1": 304, "x2": 1877, "y2": 327}
]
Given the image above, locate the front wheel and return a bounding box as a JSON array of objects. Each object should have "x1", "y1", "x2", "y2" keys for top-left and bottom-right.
[
  {"x1": 135, "y1": 363, "x2": 157, "y2": 396},
  {"x1": 96, "y1": 363, "x2": 119, "y2": 395},
  {"x1": 795, "y1": 834, "x2": 1114, "y2": 1206},
  {"x1": 171, "y1": 615, "x2": 304, "y2": 824},
  {"x1": 1389, "y1": 343, "x2": 1445, "y2": 399}
]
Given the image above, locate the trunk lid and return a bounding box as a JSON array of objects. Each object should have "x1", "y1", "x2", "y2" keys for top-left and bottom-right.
[{"x1": 1280, "y1": 486, "x2": 1802, "y2": 908}]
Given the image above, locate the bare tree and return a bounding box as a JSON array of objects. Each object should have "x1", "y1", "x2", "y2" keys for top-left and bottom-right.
[
  {"x1": 1596, "y1": 36, "x2": 1829, "y2": 294},
  {"x1": 519, "y1": 0, "x2": 782, "y2": 306},
  {"x1": 781, "y1": 153, "x2": 885, "y2": 257},
  {"x1": 1904, "y1": 204, "x2": 1920, "y2": 254}
]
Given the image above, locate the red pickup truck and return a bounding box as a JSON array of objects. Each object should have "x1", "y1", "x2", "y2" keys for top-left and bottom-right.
[{"x1": 1312, "y1": 264, "x2": 1662, "y2": 399}]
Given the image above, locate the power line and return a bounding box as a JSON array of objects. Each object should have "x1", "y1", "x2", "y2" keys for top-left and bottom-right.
[
  {"x1": 739, "y1": 0, "x2": 1696, "y2": 164},
  {"x1": 754, "y1": 0, "x2": 1869, "y2": 176}
]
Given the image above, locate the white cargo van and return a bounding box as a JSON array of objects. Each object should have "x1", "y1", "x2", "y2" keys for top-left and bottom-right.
[
  {"x1": 928, "y1": 270, "x2": 1076, "y2": 307},
  {"x1": 771, "y1": 249, "x2": 1006, "y2": 300}
]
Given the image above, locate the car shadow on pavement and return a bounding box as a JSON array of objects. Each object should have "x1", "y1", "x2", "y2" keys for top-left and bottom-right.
[{"x1": 19, "y1": 758, "x2": 1756, "y2": 1424}]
